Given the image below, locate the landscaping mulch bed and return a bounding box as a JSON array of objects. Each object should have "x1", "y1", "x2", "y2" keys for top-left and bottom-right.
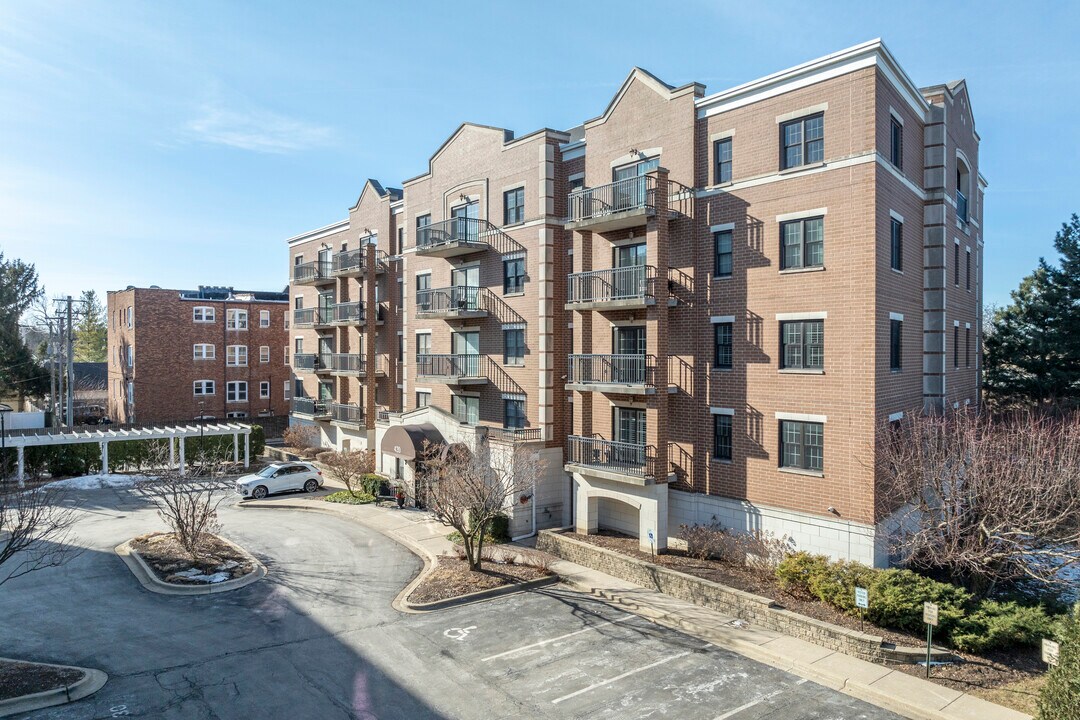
[
  {"x1": 408, "y1": 556, "x2": 553, "y2": 605},
  {"x1": 0, "y1": 660, "x2": 84, "y2": 702},
  {"x1": 130, "y1": 532, "x2": 256, "y2": 585},
  {"x1": 568, "y1": 530, "x2": 1047, "y2": 712}
]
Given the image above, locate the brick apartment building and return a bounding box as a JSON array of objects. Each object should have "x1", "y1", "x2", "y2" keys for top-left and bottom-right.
[
  {"x1": 286, "y1": 39, "x2": 984, "y2": 563},
  {"x1": 107, "y1": 286, "x2": 291, "y2": 424}
]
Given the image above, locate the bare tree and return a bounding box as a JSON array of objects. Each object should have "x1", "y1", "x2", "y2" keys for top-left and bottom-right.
[
  {"x1": 416, "y1": 438, "x2": 544, "y2": 572},
  {"x1": 317, "y1": 450, "x2": 375, "y2": 497},
  {"x1": 145, "y1": 448, "x2": 230, "y2": 561},
  {"x1": 876, "y1": 408, "x2": 1080, "y2": 595},
  {"x1": 0, "y1": 484, "x2": 82, "y2": 586},
  {"x1": 282, "y1": 425, "x2": 320, "y2": 459}
]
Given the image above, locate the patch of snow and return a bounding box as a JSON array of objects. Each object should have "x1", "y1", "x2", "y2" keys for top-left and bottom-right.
[
  {"x1": 171, "y1": 568, "x2": 230, "y2": 584},
  {"x1": 45, "y1": 473, "x2": 152, "y2": 490},
  {"x1": 217, "y1": 560, "x2": 239, "y2": 571}
]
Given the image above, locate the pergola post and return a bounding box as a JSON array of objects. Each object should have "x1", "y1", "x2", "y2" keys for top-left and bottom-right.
[
  {"x1": 100, "y1": 441, "x2": 109, "y2": 474},
  {"x1": 169, "y1": 437, "x2": 175, "y2": 468},
  {"x1": 243, "y1": 432, "x2": 250, "y2": 468},
  {"x1": 233, "y1": 433, "x2": 239, "y2": 464},
  {"x1": 16, "y1": 446, "x2": 24, "y2": 487},
  {"x1": 178, "y1": 436, "x2": 186, "y2": 476}
]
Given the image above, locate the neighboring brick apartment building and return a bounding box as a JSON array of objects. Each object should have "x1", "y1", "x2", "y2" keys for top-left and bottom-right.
[
  {"x1": 107, "y1": 286, "x2": 291, "y2": 424},
  {"x1": 286, "y1": 39, "x2": 984, "y2": 563}
]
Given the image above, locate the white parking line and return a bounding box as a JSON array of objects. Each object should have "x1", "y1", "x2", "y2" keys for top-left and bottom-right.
[
  {"x1": 551, "y1": 650, "x2": 693, "y2": 704},
  {"x1": 480, "y1": 614, "x2": 635, "y2": 662},
  {"x1": 713, "y1": 688, "x2": 785, "y2": 719}
]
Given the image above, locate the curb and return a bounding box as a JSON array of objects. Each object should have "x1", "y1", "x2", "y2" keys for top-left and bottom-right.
[
  {"x1": 0, "y1": 659, "x2": 108, "y2": 718},
  {"x1": 115, "y1": 536, "x2": 267, "y2": 596},
  {"x1": 405, "y1": 575, "x2": 560, "y2": 612}
]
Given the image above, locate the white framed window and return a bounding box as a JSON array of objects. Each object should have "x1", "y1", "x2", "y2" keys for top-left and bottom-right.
[
  {"x1": 226, "y1": 345, "x2": 248, "y2": 366},
  {"x1": 126, "y1": 381, "x2": 134, "y2": 406},
  {"x1": 260, "y1": 310, "x2": 270, "y2": 328},
  {"x1": 126, "y1": 346, "x2": 133, "y2": 367},
  {"x1": 226, "y1": 309, "x2": 248, "y2": 330},
  {"x1": 193, "y1": 306, "x2": 215, "y2": 323},
  {"x1": 259, "y1": 345, "x2": 270, "y2": 363},
  {"x1": 226, "y1": 411, "x2": 248, "y2": 418},
  {"x1": 260, "y1": 381, "x2": 270, "y2": 399},
  {"x1": 283, "y1": 380, "x2": 291, "y2": 399},
  {"x1": 284, "y1": 347, "x2": 290, "y2": 365},
  {"x1": 193, "y1": 380, "x2": 215, "y2": 396},
  {"x1": 226, "y1": 381, "x2": 247, "y2": 403},
  {"x1": 193, "y1": 343, "x2": 215, "y2": 360},
  {"x1": 126, "y1": 306, "x2": 133, "y2": 328}
]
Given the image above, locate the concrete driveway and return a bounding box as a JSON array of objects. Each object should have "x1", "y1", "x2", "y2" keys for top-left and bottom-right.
[{"x1": 0, "y1": 486, "x2": 902, "y2": 719}]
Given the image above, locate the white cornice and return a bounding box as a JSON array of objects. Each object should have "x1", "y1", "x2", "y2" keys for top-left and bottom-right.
[{"x1": 286, "y1": 220, "x2": 349, "y2": 246}]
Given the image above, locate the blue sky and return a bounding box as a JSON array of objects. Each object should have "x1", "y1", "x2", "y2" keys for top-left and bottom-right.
[{"x1": 1, "y1": 1, "x2": 1076, "y2": 309}]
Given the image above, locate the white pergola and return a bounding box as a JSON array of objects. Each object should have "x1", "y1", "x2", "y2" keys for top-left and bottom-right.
[{"x1": 3, "y1": 423, "x2": 252, "y2": 484}]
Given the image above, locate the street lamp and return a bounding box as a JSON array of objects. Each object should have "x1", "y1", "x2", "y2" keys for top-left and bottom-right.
[{"x1": 0, "y1": 402, "x2": 12, "y2": 486}]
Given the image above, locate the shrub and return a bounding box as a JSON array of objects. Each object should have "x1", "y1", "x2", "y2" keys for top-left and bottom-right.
[
  {"x1": 360, "y1": 473, "x2": 384, "y2": 496},
  {"x1": 865, "y1": 568, "x2": 970, "y2": 633},
  {"x1": 323, "y1": 490, "x2": 375, "y2": 505},
  {"x1": 282, "y1": 425, "x2": 319, "y2": 453},
  {"x1": 485, "y1": 514, "x2": 510, "y2": 542},
  {"x1": 951, "y1": 601, "x2": 1058, "y2": 653},
  {"x1": 1037, "y1": 604, "x2": 1080, "y2": 720},
  {"x1": 679, "y1": 523, "x2": 727, "y2": 561},
  {"x1": 249, "y1": 425, "x2": 265, "y2": 457}
]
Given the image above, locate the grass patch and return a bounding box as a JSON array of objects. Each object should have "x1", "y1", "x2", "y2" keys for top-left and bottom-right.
[
  {"x1": 323, "y1": 490, "x2": 376, "y2": 505},
  {"x1": 446, "y1": 530, "x2": 508, "y2": 546},
  {"x1": 970, "y1": 675, "x2": 1046, "y2": 716}
]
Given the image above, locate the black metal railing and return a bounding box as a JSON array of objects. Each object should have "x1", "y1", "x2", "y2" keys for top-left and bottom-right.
[
  {"x1": 293, "y1": 261, "x2": 332, "y2": 283},
  {"x1": 293, "y1": 308, "x2": 314, "y2": 327},
  {"x1": 415, "y1": 286, "x2": 490, "y2": 315},
  {"x1": 330, "y1": 353, "x2": 365, "y2": 374},
  {"x1": 567, "y1": 265, "x2": 656, "y2": 304},
  {"x1": 485, "y1": 427, "x2": 543, "y2": 443},
  {"x1": 415, "y1": 353, "x2": 486, "y2": 380},
  {"x1": 568, "y1": 354, "x2": 655, "y2": 387},
  {"x1": 333, "y1": 301, "x2": 364, "y2": 324},
  {"x1": 330, "y1": 403, "x2": 364, "y2": 425},
  {"x1": 956, "y1": 190, "x2": 968, "y2": 223},
  {"x1": 291, "y1": 397, "x2": 328, "y2": 416},
  {"x1": 566, "y1": 435, "x2": 655, "y2": 478},
  {"x1": 292, "y1": 353, "x2": 331, "y2": 371},
  {"x1": 568, "y1": 176, "x2": 656, "y2": 223},
  {"x1": 332, "y1": 248, "x2": 363, "y2": 275},
  {"x1": 416, "y1": 216, "x2": 483, "y2": 250}
]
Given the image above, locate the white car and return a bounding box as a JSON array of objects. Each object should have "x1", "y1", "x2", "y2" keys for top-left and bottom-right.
[{"x1": 236, "y1": 462, "x2": 323, "y2": 499}]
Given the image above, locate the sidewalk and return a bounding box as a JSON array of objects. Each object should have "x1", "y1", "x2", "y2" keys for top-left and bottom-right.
[{"x1": 242, "y1": 489, "x2": 1030, "y2": 720}]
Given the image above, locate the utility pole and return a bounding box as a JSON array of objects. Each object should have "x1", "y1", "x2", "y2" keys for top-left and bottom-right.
[
  {"x1": 65, "y1": 296, "x2": 74, "y2": 427},
  {"x1": 48, "y1": 319, "x2": 57, "y2": 427},
  {"x1": 56, "y1": 314, "x2": 65, "y2": 426}
]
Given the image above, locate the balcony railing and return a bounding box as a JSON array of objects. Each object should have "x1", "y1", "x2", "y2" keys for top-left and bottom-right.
[
  {"x1": 330, "y1": 402, "x2": 364, "y2": 425},
  {"x1": 329, "y1": 353, "x2": 387, "y2": 375},
  {"x1": 568, "y1": 176, "x2": 656, "y2": 225},
  {"x1": 332, "y1": 247, "x2": 390, "y2": 275},
  {"x1": 568, "y1": 354, "x2": 655, "y2": 390},
  {"x1": 292, "y1": 353, "x2": 332, "y2": 372},
  {"x1": 956, "y1": 190, "x2": 968, "y2": 223},
  {"x1": 567, "y1": 266, "x2": 656, "y2": 306},
  {"x1": 566, "y1": 435, "x2": 655, "y2": 480},
  {"x1": 293, "y1": 308, "x2": 332, "y2": 327},
  {"x1": 416, "y1": 286, "x2": 491, "y2": 317},
  {"x1": 293, "y1": 260, "x2": 332, "y2": 284},
  {"x1": 291, "y1": 397, "x2": 328, "y2": 417},
  {"x1": 333, "y1": 301, "x2": 364, "y2": 324},
  {"x1": 415, "y1": 216, "x2": 484, "y2": 253},
  {"x1": 415, "y1": 353, "x2": 487, "y2": 383},
  {"x1": 485, "y1": 427, "x2": 543, "y2": 443}
]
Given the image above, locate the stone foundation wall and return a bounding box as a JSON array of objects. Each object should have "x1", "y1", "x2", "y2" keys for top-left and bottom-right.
[{"x1": 539, "y1": 529, "x2": 885, "y2": 662}]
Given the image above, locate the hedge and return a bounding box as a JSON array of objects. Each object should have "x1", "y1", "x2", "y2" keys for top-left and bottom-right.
[
  {"x1": 1037, "y1": 604, "x2": 1080, "y2": 720},
  {"x1": 776, "y1": 552, "x2": 1060, "y2": 652}
]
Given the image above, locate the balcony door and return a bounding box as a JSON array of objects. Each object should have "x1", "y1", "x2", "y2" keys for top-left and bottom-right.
[
  {"x1": 613, "y1": 407, "x2": 647, "y2": 467},
  {"x1": 612, "y1": 157, "x2": 659, "y2": 211},
  {"x1": 451, "y1": 201, "x2": 479, "y2": 243},
  {"x1": 318, "y1": 291, "x2": 334, "y2": 323},
  {"x1": 451, "y1": 266, "x2": 480, "y2": 310},
  {"x1": 318, "y1": 247, "x2": 332, "y2": 272},
  {"x1": 318, "y1": 336, "x2": 334, "y2": 368},
  {"x1": 452, "y1": 331, "x2": 480, "y2": 377},
  {"x1": 612, "y1": 326, "x2": 646, "y2": 384},
  {"x1": 318, "y1": 381, "x2": 333, "y2": 403},
  {"x1": 613, "y1": 243, "x2": 647, "y2": 300}
]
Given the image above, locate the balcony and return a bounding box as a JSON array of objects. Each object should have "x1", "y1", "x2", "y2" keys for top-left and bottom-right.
[
  {"x1": 566, "y1": 176, "x2": 656, "y2": 232},
  {"x1": 484, "y1": 426, "x2": 543, "y2": 443},
  {"x1": 330, "y1": 402, "x2": 365, "y2": 427},
  {"x1": 567, "y1": 354, "x2": 655, "y2": 395},
  {"x1": 293, "y1": 308, "x2": 333, "y2": 328},
  {"x1": 956, "y1": 190, "x2": 968, "y2": 224},
  {"x1": 331, "y1": 248, "x2": 389, "y2": 277},
  {"x1": 415, "y1": 353, "x2": 488, "y2": 386},
  {"x1": 329, "y1": 353, "x2": 387, "y2": 377},
  {"x1": 332, "y1": 301, "x2": 364, "y2": 325},
  {"x1": 566, "y1": 266, "x2": 657, "y2": 310},
  {"x1": 565, "y1": 435, "x2": 656, "y2": 485},
  {"x1": 416, "y1": 286, "x2": 491, "y2": 320},
  {"x1": 293, "y1": 353, "x2": 332, "y2": 373},
  {"x1": 415, "y1": 217, "x2": 489, "y2": 257},
  {"x1": 291, "y1": 397, "x2": 330, "y2": 419},
  {"x1": 293, "y1": 260, "x2": 333, "y2": 285}
]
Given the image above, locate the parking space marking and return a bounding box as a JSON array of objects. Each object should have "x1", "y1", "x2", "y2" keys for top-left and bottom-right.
[
  {"x1": 713, "y1": 688, "x2": 786, "y2": 719},
  {"x1": 551, "y1": 649, "x2": 696, "y2": 704},
  {"x1": 480, "y1": 614, "x2": 634, "y2": 662}
]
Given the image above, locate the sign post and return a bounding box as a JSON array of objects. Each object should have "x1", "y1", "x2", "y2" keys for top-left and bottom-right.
[
  {"x1": 923, "y1": 602, "x2": 939, "y2": 678},
  {"x1": 1042, "y1": 638, "x2": 1060, "y2": 668},
  {"x1": 647, "y1": 529, "x2": 655, "y2": 556},
  {"x1": 855, "y1": 587, "x2": 868, "y2": 633}
]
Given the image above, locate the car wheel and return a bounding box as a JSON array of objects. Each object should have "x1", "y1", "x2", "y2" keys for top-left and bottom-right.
[
  {"x1": 252, "y1": 485, "x2": 269, "y2": 500},
  {"x1": 303, "y1": 479, "x2": 318, "y2": 493}
]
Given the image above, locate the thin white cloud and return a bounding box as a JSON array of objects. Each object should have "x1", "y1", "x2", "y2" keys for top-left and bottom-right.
[{"x1": 185, "y1": 103, "x2": 332, "y2": 153}]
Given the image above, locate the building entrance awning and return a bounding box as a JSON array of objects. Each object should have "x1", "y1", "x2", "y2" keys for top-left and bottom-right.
[{"x1": 380, "y1": 423, "x2": 445, "y2": 460}]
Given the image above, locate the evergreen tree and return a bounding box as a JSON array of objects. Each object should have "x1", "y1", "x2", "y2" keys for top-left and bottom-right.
[
  {"x1": 0, "y1": 252, "x2": 48, "y2": 399},
  {"x1": 73, "y1": 289, "x2": 107, "y2": 362}
]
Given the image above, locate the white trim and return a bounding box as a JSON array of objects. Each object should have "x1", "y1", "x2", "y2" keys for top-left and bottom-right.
[
  {"x1": 775, "y1": 103, "x2": 828, "y2": 124},
  {"x1": 775, "y1": 411, "x2": 827, "y2": 424},
  {"x1": 609, "y1": 148, "x2": 661, "y2": 169},
  {"x1": 710, "y1": 407, "x2": 735, "y2": 416},
  {"x1": 776, "y1": 207, "x2": 827, "y2": 223},
  {"x1": 889, "y1": 312, "x2": 904, "y2": 322},
  {"x1": 710, "y1": 315, "x2": 736, "y2": 324},
  {"x1": 710, "y1": 222, "x2": 735, "y2": 233},
  {"x1": 286, "y1": 219, "x2": 349, "y2": 246},
  {"x1": 567, "y1": 171, "x2": 585, "y2": 183},
  {"x1": 888, "y1": 411, "x2": 904, "y2": 422},
  {"x1": 965, "y1": 322, "x2": 971, "y2": 329},
  {"x1": 889, "y1": 209, "x2": 905, "y2": 223},
  {"x1": 414, "y1": 387, "x2": 433, "y2": 394},
  {"x1": 562, "y1": 145, "x2": 585, "y2": 161},
  {"x1": 964, "y1": 398, "x2": 971, "y2": 406},
  {"x1": 888, "y1": 106, "x2": 904, "y2": 125},
  {"x1": 954, "y1": 320, "x2": 961, "y2": 327},
  {"x1": 954, "y1": 237, "x2": 961, "y2": 246},
  {"x1": 414, "y1": 329, "x2": 433, "y2": 335},
  {"x1": 775, "y1": 311, "x2": 827, "y2": 321},
  {"x1": 611, "y1": 235, "x2": 646, "y2": 247},
  {"x1": 709, "y1": 129, "x2": 736, "y2": 142}
]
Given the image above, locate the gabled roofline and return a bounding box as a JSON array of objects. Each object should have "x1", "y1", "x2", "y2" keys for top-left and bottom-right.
[
  {"x1": 921, "y1": 78, "x2": 980, "y2": 141},
  {"x1": 402, "y1": 123, "x2": 569, "y2": 187},
  {"x1": 584, "y1": 67, "x2": 704, "y2": 130},
  {"x1": 349, "y1": 178, "x2": 401, "y2": 212},
  {"x1": 286, "y1": 219, "x2": 349, "y2": 246}
]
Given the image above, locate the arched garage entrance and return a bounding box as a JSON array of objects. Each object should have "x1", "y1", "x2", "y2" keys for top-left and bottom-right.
[{"x1": 573, "y1": 474, "x2": 668, "y2": 554}]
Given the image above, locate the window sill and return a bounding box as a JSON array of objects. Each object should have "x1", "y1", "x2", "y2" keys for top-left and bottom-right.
[
  {"x1": 779, "y1": 368, "x2": 824, "y2": 375},
  {"x1": 891, "y1": 368, "x2": 902, "y2": 374},
  {"x1": 707, "y1": 180, "x2": 735, "y2": 191},
  {"x1": 712, "y1": 275, "x2": 733, "y2": 281},
  {"x1": 503, "y1": 363, "x2": 526, "y2": 368},
  {"x1": 890, "y1": 268, "x2": 903, "y2": 275},
  {"x1": 779, "y1": 266, "x2": 826, "y2": 275},
  {"x1": 710, "y1": 457, "x2": 733, "y2": 465},
  {"x1": 779, "y1": 161, "x2": 826, "y2": 176},
  {"x1": 711, "y1": 367, "x2": 734, "y2": 373},
  {"x1": 503, "y1": 292, "x2": 526, "y2": 298},
  {"x1": 779, "y1": 467, "x2": 824, "y2": 478}
]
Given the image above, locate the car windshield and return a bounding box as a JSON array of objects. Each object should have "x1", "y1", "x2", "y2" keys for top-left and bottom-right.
[{"x1": 256, "y1": 466, "x2": 280, "y2": 478}]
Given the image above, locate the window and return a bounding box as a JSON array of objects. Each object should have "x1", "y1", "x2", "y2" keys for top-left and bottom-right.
[
  {"x1": 890, "y1": 218, "x2": 903, "y2": 272},
  {"x1": 451, "y1": 395, "x2": 479, "y2": 425},
  {"x1": 397, "y1": 227, "x2": 403, "y2": 253},
  {"x1": 260, "y1": 381, "x2": 270, "y2": 399},
  {"x1": 966, "y1": 248, "x2": 971, "y2": 291},
  {"x1": 780, "y1": 420, "x2": 824, "y2": 472},
  {"x1": 966, "y1": 327, "x2": 971, "y2": 368},
  {"x1": 226, "y1": 411, "x2": 248, "y2": 419},
  {"x1": 193, "y1": 343, "x2": 215, "y2": 360},
  {"x1": 503, "y1": 187, "x2": 525, "y2": 225},
  {"x1": 780, "y1": 320, "x2": 824, "y2": 370},
  {"x1": 283, "y1": 380, "x2": 291, "y2": 399},
  {"x1": 284, "y1": 347, "x2": 290, "y2": 366},
  {"x1": 193, "y1": 380, "x2": 215, "y2": 396},
  {"x1": 713, "y1": 229, "x2": 733, "y2": 278},
  {"x1": 415, "y1": 332, "x2": 431, "y2": 356},
  {"x1": 890, "y1": 319, "x2": 902, "y2": 371},
  {"x1": 503, "y1": 257, "x2": 525, "y2": 294},
  {"x1": 954, "y1": 326, "x2": 960, "y2": 368},
  {"x1": 713, "y1": 322, "x2": 733, "y2": 369},
  {"x1": 416, "y1": 213, "x2": 431, "y2": 245},
  {"x1": 714, "y1": 138, "x2": 732, "y2": 184},
  {"x1": 294, "y1": 337, "x2": 303, "y2": 353},
  {"x1": 126, "y1": 306, "x2": 133, "y2": 328},
  {"x1": 890, "y1": 118, "x2": 903, "y2": 169},
  {"x1": 227, "y1": 309, "x2": 248, "y2": 330},
  {"x1": 569, "y1": 175, "x2": 585, "y2": 193},
  {"x1": 954, "y1": 243, "x2": 960, "y2": 285},
  {"x1": 259, "y1": 310, "x2": 270, "y2": 328},
  {"x1": 193, "y1": 306, "x2": 215, "y2": 323},
  {"x1": 713, "y1": 414, "x2": 732, "y2": 461},
  {"x1": 416, "y1": 391, "x2": 430, "y2": 408},
  {"x1": 294, "y1": 296, "x2": 303, "y2": 310},
  {"x1": 780, "y1": 217, "x2": 824, "y2": 270},
  {"x1": 226, "y1": 345, "x2": 248, "y2": 367},
  {"x1": 504, "y1": 398, "x2": 525, "y2": 429},
  {"x1": 126, "y1": 346, "x2": 134, "y2": 367},
  {"x1": 504, "y1": 328, "x2": 525, "y2": 365},
  {"x1": 257, "y1": 346, "x2": 269, "y2": 364},
  {"x1": 126, "y1": 381, "x2": 134, "y2": 406},
  {"x1": 781, "y1": 114, "x2": 824, "y2": 169},
  {"x1": 226, "y1": 381, "x2": 247, "y2": 403}
]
